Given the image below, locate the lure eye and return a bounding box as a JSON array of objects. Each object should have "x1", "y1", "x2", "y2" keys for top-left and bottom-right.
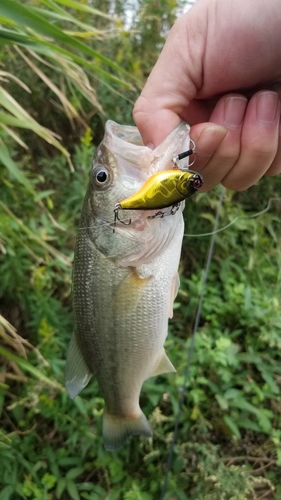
[
  {"x1": 92, "y1": 165, "x2": 111, "y2": 188},
  {"x1": 192, "y1": 174, "x2": 203, "y2": 190}
]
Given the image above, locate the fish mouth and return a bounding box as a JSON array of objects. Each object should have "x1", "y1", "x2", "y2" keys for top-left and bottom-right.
[
  {"x1": 105, "y1": 120, "x2": 191, "y2": 177},
  {"x1": 106, "y1": 121, "x2": 144, "y2": 147},
  {"x1": 116, "y1": 206, "x2": 184, "y2": 267},
  {"x1": 113, "y1": 211, "x2": 149, "y2": 233}
]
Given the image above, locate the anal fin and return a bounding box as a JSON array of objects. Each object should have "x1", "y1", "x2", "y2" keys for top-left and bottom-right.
[
  {"x1": 150, "y1": 350, "x2": 176, "y2": 378},
  {"x1": 65, "y1": 332, "x2": 93, "y2": 399}
]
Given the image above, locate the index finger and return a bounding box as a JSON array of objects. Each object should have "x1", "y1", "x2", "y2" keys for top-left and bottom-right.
[{"x1": 133, "y1": 13, "x2": 202, "y2": 147}]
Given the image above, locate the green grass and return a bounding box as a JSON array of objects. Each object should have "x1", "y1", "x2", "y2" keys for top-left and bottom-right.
[{"x1": 1, "y1": 138, "x2": 281, "y2": 498}]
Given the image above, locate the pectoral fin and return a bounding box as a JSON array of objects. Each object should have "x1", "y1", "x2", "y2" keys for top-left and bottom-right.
[
  {"x1": 65, "y1": 332, "x2": 93, "y2": 399},
  {"x1": 112, "y1": 271, "x2": 151, "y2": 317},
  {"x1": 150, "y1": 350, "x2": 176, "y2": 378},
  {"x1": 169, "y1": 272, "x2": 180, "y2": 318}
]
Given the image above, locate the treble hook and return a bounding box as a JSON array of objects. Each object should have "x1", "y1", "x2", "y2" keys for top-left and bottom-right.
[
  {"x1": 147, "y1": 203, "x2": 180, "y2": 220},
  {"x1": 113, "y1": 203, "x2": 132, "y2": 233}
]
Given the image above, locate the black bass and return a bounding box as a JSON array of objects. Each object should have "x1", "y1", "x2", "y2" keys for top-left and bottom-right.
[{"x1": 65, "y1": 121, "x2": 192, "y2": 451}]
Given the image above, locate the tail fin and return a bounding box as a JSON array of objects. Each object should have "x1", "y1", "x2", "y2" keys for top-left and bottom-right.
[{"x1": 103, "y1": 409, "x2": 152, "y2": 452}]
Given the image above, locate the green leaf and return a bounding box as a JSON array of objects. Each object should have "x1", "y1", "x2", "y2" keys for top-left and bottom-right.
[
  {"x1": 229, "y1": 397, "x2": 259, "y2": 415},
  {"x1": 238, "y1": 418, "x2": 261, "y2": 432},
  {"x1": 56, "y1": 478, "x2": 66, "y2": 499},
  {"x1": 0, "y1": 29, "x2": 132, "y2": 88},
  {"x1": 0, "y1": 0, "x2": 133, "y2": 79},
  {"x1": 66, "y1": 480, "x2": 80, "y2": 500},
  {"x1": 0, "y1": 485, "x2": 14, "y2": 500},
  {"x1": 259, "y1": 369, "x2": 280, "y2": 394},
  {"x1": 30, "y1": 5, "x2": 102, "y2": 33},
  {"x1": 0, "y1": 200, "x2": 72, "y2": 267},
  {"x1": 257, "y1": 413, "x2": 272, "y2": 433},
  {"x1": 41, "y1": 473, "x2": 57, "y2": 490},
  {"x1": 58, "y1": 457, "x2": 81, "y2": 466},
  {"x1": 0, "y1": 138, "x2": 35, "y2": 193},
  {"x1": 223, "y1": 416, "x2": 241, "y2": 438},
  {"x1": 35, "y1": 190, "x2": 56, "y2": 201},
  {"x1": 66, "y1": 467, "x2": 84, "y2": 480},
  {"x1": 0, "y1": 88, "x2": 71, "y2": 157},
  {"x1": 0, "y1": 345, "x2": 63, "y2": 390},
  {"x1": 224, "y1": 388, "x2": 242, "y2": 400},
  {"x1": 215, "y1": 394, "x2": 229, "y2": 410},
  {"x1": 276, "y1": 449, "x2": 281, "y2": 467},
  {"x1": 42, "y1": 0, "x2": 113, "y2": 19}
]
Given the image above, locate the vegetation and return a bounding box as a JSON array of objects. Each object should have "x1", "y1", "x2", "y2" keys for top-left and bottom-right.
[{"x1": 0, "y1": 1, "x2": 281, "y2": 499}]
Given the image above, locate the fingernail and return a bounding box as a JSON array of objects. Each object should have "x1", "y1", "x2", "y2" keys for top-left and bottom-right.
[
  {"x1": 224, "y1": 96, "x2": 247, "y2": 128},
  {"x1": 256, "y1": 91, "x2": 279, "y2": 123},
  {"x1": 146, "y1": 142, "x2": 155, "y2": 150},
  {"x1": 195, "y1": 125, "x2": 227, "y2": 157}
]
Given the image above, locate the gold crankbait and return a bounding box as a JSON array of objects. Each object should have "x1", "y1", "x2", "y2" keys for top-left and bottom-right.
[{"x1": 114, "y1": 168, "x2": 203, "y2": 225}]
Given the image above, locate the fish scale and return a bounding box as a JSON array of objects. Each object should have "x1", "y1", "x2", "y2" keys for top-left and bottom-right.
[{"x1": 65, "y1": 120, "x2": 190, "y2": 451}]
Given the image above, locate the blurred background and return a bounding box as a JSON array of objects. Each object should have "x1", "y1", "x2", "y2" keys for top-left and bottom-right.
[{"x1": 0, "y1": 1, "x2": 281, "y2": 499}]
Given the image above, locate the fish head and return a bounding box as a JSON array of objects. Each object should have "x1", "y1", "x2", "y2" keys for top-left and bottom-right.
[
  {"x1": 81, "y1": 121, "x2": 192, "y2": 265},
  {"x1": 87, "y1": 120, "x2": 192, "y2": 219}
]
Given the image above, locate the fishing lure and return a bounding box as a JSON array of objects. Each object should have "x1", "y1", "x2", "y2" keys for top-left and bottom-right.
[{"x1": 114, "y1": 168, "x2": 203, "y2": 225}]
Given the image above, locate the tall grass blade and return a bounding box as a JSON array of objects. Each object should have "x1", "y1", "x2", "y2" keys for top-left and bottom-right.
[
  {"x1": 0, "y1": 345, "x2": 63, "y2": 390},
  {"x1": 0, "y1": 138, "x2": 35, "y2": 193},
  {"x1": 0, "y1": 29, "x2": 134, "y2": 88},
  {"x1": 0, "y1": 0, "x2": 132, "y2": 79},
  {"x1": 0, "y1": 201, "x2": 72, "y2": 267}
]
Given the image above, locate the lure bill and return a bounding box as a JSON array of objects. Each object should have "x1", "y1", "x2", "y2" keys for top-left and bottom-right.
[{"x1": 65, "y1": 120, "x2": 193, "y2": 451}]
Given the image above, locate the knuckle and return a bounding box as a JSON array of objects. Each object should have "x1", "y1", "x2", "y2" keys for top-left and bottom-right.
[
  {"x1": 222, "y1": 178, "x2": 249, "y2": 191},
  {"x1": 132, "y1": 101, "x2": 142, "y2": 120},
  {"x1": 133, "y1": 96, "x2": 149, "y2": 119},
  {"x1": 265, "y1": 158, "x2": 281, "y2": 176},
  {"x1": 217, "y1": 150, "x2": 240, "y2": 166},
  {"x1": 246, "y1": 138, "x2": 276, "y2": 160}
]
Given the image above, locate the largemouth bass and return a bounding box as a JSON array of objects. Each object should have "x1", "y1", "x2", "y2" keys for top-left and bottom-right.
[{"x1": 65, "y1": 121, "x2": 191, "y2": 451}]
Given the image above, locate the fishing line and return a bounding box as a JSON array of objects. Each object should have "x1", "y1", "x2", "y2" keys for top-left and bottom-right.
[
  {"x1": 77, "y1": 197, "x2": 281, "y2": 235},
  {"x1": 159, "y1": 188, "x2": 225, "y2": 500},
  {"x1": 184, "y1": 197, "x2": 281, "y2": 238}
]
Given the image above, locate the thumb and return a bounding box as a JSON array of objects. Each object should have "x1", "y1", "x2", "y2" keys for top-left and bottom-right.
[{"x1": 133, "y1": 11, "x2": 205, "y2": 147}]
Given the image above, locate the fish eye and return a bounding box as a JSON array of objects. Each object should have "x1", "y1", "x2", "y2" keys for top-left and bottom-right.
[{"x1": 92, "y1": 165, "x2": 111, "y2": 188}]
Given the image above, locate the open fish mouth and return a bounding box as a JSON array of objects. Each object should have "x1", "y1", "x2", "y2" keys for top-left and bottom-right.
[
  {"x1": 105, "y1": 120, "x2": 191, "y2": 179},
  {"x1": 106, "y1": 121, "x2": 144, "y2": 146}
]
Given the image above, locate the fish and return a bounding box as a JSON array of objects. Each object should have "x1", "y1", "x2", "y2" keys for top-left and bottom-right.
[{"x1": 65, "y1": 120, "x2": 193, "y2": 451}]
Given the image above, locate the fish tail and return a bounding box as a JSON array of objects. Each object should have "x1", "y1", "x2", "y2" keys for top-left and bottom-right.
[{"x1": 103, "y1": 409, "x2": 152, "y2": 452}]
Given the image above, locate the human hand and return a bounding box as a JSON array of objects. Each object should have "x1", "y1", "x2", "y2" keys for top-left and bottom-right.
[{"x1": 133, "y1": 0, "x2": 281, "y2": 191}]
